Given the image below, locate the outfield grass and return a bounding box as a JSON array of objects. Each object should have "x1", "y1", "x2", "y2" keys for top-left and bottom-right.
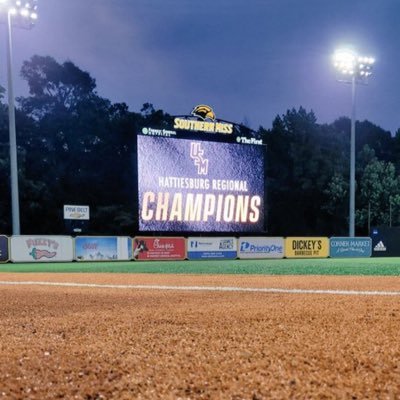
[{"x1": 0, "y1": 257, "x2": 400, "y2": 276}]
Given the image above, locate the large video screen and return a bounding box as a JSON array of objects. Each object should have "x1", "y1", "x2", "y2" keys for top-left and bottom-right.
[{"x1": 137, "y1": 135, "x2": 265, "y2": 232}]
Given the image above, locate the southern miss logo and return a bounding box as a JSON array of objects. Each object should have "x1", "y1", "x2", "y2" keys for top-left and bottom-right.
[
  {"x1": 191, "y1": 105, "x2": 216, "y2": 121},
  {"x1": 174, "y1": 104, "x2": 233, "y2": 134}
]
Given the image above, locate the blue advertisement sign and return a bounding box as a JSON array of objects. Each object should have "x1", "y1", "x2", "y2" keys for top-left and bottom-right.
[
  {"x1": 329, "y1": 237, "x2": 372, "y2": 258},
  {"x1": 75, "y1": 236, "x2": 132, "y2": 261},
  {"x1": 187, "y1": 237, "x2": 237, "y2": 260},
  {"x1": 0, "y1": 235, "x2": 9, "y2": 262}
]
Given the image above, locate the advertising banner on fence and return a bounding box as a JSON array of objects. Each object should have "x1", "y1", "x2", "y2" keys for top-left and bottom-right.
[
  {"x1": 330, "y1": 237, "x2": 372, "y2": 258},
  {"x1": 11, "y1": 236, "x2": 74, "y2": 262},
  {"x1": 133, "y1": 237, "x2": 186, "y2": 261},
  {"x1": 285, "y1": 237, "x2": 329, "y2": 258},
  {"x1": 238, "y1": 237, "x2": 284, "y2": 259},
  {"x1": 187, "y1": 237, "x2": 237, "y2": 260},
  {"x1": 0, "y1": 236, "x2": 9, "y2": 262},
  {"x1": 370, "y1": 227, "x2": 400, "y2": 257},
  {"x1": 75, "y1": 237, "x2": 132, "y2": 261},
  {"x1": 63, "y1": 205, "x2": 90, "y2": 220}
]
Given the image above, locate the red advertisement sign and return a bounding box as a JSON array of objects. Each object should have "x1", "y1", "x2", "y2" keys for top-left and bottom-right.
[{"x1": 133, "y1": 237, "x2": 186, "y2": 261}]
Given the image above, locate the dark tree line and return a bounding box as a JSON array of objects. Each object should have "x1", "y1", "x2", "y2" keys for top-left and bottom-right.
[{"x1": 0, "y1": 55, "x2": 399, "y2": 236}]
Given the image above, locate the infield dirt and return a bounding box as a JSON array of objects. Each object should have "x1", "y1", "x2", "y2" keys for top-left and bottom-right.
[{"x1": 0, "y1": 273, "x2": 399, "y2": 399}]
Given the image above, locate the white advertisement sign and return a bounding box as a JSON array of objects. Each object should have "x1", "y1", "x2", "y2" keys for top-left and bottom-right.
[
  {"x1": 11, "y1": 236, "x2": 74, "y2": 262},
  {"x1": 238, "y1": 237, "x2": 284, "y2": 259},
  {"x1": 187, "y1": 237, "x2": 237, "y2": 259},
  {"x1": 63, "y1": 205, "x2": 90, "y2": 220}
]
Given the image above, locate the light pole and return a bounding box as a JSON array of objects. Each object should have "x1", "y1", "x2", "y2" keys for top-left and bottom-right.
[
  {"x1": 333, "y1": 48, "x2": 374, "y2": 237},
  {"x1": 0, "y1": 0, "x2": 38, "y2": 234}
]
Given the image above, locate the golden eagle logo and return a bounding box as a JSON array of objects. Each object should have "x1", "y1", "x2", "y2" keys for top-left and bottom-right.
[{"x1": 191, "y1": 105, "x2": 216, "y2": 121}]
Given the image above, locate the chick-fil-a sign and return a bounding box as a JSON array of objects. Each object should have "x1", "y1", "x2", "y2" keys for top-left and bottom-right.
[{"x1": 133, "y1": 237, "x2": 186, "y2": 261}]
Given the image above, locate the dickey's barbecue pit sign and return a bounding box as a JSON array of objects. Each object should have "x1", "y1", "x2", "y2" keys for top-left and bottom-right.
[{"x1": 285, "y1": 237, "x2": 329, "y2": 258}]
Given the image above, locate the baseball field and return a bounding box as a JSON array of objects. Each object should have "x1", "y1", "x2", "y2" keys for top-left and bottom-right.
[{"x1": 1, "y1": 258, "x2": 399, "y2": 399}]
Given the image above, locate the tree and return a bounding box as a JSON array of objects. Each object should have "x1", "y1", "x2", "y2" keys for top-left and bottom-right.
[
  {"x1": 16, "y1": 55, "x2": 141, "y2": 234},
  {"x1": 0, "y1": 54, "x2": 396, "y2": 236},
  {"x1": 264, "y1": 107, "x2": 346, "y2": 235},
  {"x1": 322, "y1": 173, "x2": 348, "y2": 234},
  {"x1": 356, "y1": 157, "x2": 400, "y2": 231},
  {"x1": 19, "y1": 55, "x2": 96, "y2": 118},
  {"x1": 0, "y1": 98, "x2": 11, "y2": 232}
]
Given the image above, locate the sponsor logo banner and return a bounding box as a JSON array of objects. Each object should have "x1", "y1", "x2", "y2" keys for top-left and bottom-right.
[
  {"x1": 75, "y1": 237, "x2": 132, "y2": 261},
  {"x1": 238, "y1": 237, "x2": 284, "y2": 259},
  {"x1": 373, "y1": 240, "x2": 387, "y2": 252},
  {"x1": 63, "y1": 205, "x2": 90, "y2": 220},
  {"x1": 133, "y1": 237, "x2": 186, "y2": 261},
  {"x1": 285, "y1": 237, "x2": 329, "y2": 258},
  {"x1": 0, "y1": 236, "x2": 9, "y2": 263},
  {"x1": 236, "y1": 137, "x2": 263, "y2": 145},
  {"x1": 11, "y1": 236, "x2": 73, "y2": 262},
  {"x1": 330, "y1": 237, "x2": 372, "y2": 258},
  {"x1": 370, "y1": 227, "x2": 400, "y2": 257},
  {"x1": 187, "y1": 237, "x2": 237, "y2": 260}
]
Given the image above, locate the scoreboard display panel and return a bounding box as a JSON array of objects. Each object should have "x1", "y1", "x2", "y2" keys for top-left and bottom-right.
[{"x1": 137, "y1": 130, "x2": 266, "y2": 233}]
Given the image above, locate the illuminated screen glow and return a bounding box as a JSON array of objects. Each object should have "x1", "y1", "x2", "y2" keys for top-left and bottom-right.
[{"x1": 137, "y1": 135, "x2": 265, "y2": 232}]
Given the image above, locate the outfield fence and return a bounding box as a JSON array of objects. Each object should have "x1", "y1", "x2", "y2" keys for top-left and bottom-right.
[{"x1": 0, "y1": 235, "x2": 379, "y2": 263}]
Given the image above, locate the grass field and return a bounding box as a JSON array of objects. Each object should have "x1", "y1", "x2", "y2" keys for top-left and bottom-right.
[{"x1": 1, "y1": 257, "x2": 400, "y2": 275}]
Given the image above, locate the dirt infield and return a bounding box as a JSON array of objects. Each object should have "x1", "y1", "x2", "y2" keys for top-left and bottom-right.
[{"x1": 0, "y1": 273, "x2": 399, "y2": 399}]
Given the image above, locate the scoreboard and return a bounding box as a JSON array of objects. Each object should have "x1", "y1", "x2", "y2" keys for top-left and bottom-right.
[{"x1": 136, "y1": 109, "x2": 266, "y2": 233}]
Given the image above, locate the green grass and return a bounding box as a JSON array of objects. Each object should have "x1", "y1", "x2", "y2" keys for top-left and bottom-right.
[{"x1": 0, "y1": 257, "x2": 400, "y2": 276}]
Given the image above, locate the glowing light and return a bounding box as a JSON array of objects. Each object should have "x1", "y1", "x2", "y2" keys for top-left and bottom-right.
[
  {"x1": 1, "y1": 0, "x2": 38, "y2": 27},
  {"x1": 333, "y1": 48, "x2": 374, "y2": 80}
]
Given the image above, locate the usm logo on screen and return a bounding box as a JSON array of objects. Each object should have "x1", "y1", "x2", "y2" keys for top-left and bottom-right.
[{"x1": 190, "y1": 142, "x2": 209, "y2": 175}]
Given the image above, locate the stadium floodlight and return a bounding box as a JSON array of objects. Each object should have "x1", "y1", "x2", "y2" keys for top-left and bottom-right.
[
  {"x1": 1, "y1": 0, "x2": 38, "y2": 234},
  {"x1": 0, "y1": 0, "x2": 37, "y2": 28},
  {"x1": 333, "y1": 48, "x2": 375, "y2": 237}
]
